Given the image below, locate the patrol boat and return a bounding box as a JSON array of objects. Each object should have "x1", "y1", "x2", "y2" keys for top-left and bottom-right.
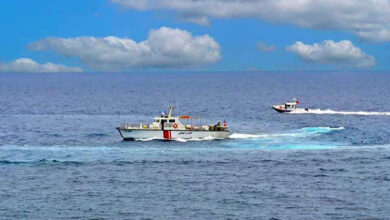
[
  {"x1": 116, "y1": 106, "x2": 230, "y2": 140},
  {"x1": 272, "y1": 98, "x2": 309, "y2": 113}
]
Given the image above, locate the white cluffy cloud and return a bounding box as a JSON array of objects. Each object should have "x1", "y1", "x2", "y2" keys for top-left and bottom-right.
[
  {"x1": 287, "y1": 40, "x2": 376, "y2": 68},
  {"x1": 28, "y1": 27, "x2": 221, "y2": 71},
  {"x1": 110, "y1": 0, "x2": 390, "y2": 42},
  {"x1": 0, "y1": 58, "x2": 83, "y2": 73}
]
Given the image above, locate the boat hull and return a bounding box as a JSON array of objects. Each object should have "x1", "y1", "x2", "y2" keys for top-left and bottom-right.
[
  {"x1": 272, "y1": 105, "x2": 294, "y2": 113},
  {"x1": 271, "y1": 106, "x2": 309, "y2": 113},
  {"x1": 117, "y1": 128, "x2": 230, "y2": 140}
]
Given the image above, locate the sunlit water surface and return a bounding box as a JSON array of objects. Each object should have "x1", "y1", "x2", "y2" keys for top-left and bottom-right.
[{"x1": 1, "y1": 72, "x2": 390, "y2": 219}]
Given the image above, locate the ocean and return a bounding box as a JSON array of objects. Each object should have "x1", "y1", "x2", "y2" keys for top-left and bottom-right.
[{"x1": 1, "y1": 72, "x2": 390, "y2": 219}]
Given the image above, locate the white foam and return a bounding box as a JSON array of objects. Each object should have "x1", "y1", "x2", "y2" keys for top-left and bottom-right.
[
  {"x1": 323, "y1": 126, "x2": 344, "y2": 130},
  {"x1": 303, "y1": 127, "x2": 345, "y2": 132},
  {"x1": 174, "y1": 138, "x2": 188, "y2": 142},
  {"x1": 229, "y1": 133, "x2": 268, "y2": 139},
  {"x1": 202, "y1": 135, "x2": 217, "y2": 141},
  {"x1": 175, "y1": 136, "x2": 217, "y2": 142},
  {"x1": 135, "y1": 137, "x2": 161, "y2": 141},
  {"x1": 289, "y1": 108, "x2": 390, "y2": 116}
]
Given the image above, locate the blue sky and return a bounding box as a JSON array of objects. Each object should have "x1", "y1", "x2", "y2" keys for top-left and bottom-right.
[{"x1": 1, "y1": 0, "x2": 389, "y2": 72}]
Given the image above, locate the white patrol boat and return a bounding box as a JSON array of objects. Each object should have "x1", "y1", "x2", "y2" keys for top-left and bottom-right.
[
  {"x1": 116, "y1": 106, "x2": 230, "y2": 141},
  {"x1": 272, "y1": 98, "x2": 309, "y2": 113}
]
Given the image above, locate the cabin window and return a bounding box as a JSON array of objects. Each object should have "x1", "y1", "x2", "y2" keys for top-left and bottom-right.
[
  {"x1": 169, "y1": 119, "x2": 175, "y2": 123},
  {"x1": 161, "y1": 119, "x2": 167, "y2": 123},
  {"x1": 154, "y1": 119, "x2": 160, "y2": 123}
]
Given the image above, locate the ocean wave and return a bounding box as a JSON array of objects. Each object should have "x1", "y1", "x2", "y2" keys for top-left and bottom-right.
[
  {"x1": 87, "y1": 133, "x2": 109, "y2": 138},
  {"x1": 289, "y1": 109, "x2": 390, "y2": 116},
  {"x1": 0, "y1": 159, "x2": 83, "y2": 165},
  {"x1": 0, "y1": 158, "x2": 237, "y2": 166}
]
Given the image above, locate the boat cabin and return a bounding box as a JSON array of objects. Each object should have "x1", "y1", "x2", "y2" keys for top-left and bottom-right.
[
  {"x1": 284, "y1": 102, "x2": 297, "y2": 110},
  {"x1": 150, "y1": 115, "x2": 184, "y2": 130},
  {"x1": 148, "y1": 106, "x2": 184, "y2": 130},
  {"x1": 121, "y1": 105, "x2": 228, "y2": 131},
  {"x1": 284, "y1": 98, "x2": 299, "y2": 110},
  {"x1": 272, "y1": 98, "x2": 301, "y2": 113}
]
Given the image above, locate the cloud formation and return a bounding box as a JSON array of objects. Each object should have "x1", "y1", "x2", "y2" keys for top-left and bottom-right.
[
  {"x1": 0, "y1": 58, "x2": 83, "y2": 73},
  {"x1": 287, "y1": 40, "x2": 376, "y2": 68},
  {"x1": 256, "y1": 42, "x2": 276, "y2": 52},
  {"x1": 28, "y1": 27, "x2": 221, "y2": 71},
  {"x1": 110, "y1": 0, "x2": 390, "y2": 42}
]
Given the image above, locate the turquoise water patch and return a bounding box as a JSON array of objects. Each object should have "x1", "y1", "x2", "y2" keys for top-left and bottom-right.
[{"x1": 301, "y1": 127, "x2": 344, "y2": 134}]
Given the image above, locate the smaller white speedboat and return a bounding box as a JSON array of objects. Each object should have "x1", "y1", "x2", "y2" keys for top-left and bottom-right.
[{"x1": 272, "y1": 98, "x2": 309, "y2": 113}]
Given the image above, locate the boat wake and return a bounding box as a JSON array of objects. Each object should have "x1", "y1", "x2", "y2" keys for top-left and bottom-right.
[
  {"x1": 289, "y1": 109, "x2": 390, "y2": 116},
  {"x1": 226, "y1": 127, "x2": 345, "y2": 150},
  {"x1": 132, "y1": 127, "x2": 344, "y2": 143},
  {"x1": 229, "y1": 127, "x2": 344, "y2": 139},
  {"x1": 173, "y1": 136, "x2": 218, "y2": 142}
]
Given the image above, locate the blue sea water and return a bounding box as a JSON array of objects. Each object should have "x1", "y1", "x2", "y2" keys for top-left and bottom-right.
[{"x1": 0, "y1": 72, "x2": 390, "y2": 219}]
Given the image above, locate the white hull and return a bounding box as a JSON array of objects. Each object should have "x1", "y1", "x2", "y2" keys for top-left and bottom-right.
[
  {"x1": 117, "y1": 128, "x2": 230, "y2": 140},
  {"x1": 272, "y1": 106, "x2": 309, "y2": 113}
]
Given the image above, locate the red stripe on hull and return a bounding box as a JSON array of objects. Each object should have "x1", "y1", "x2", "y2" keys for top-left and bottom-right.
[{"x1": 163, "y1": 130, "x2": 171, "y2": 139}]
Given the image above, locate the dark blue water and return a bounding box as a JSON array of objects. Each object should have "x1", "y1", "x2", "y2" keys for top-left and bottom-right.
[{"x1": 1, "y1": 72, "x2": 390, "y2": 219}]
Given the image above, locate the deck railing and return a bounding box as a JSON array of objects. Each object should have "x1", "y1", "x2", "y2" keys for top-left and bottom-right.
[
  {"x1": 120, "y1": 123, "x2": 150, "y2": 129},
  {"x1": 119, "y1": 122, "x2": 228, "y2": 131}
]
